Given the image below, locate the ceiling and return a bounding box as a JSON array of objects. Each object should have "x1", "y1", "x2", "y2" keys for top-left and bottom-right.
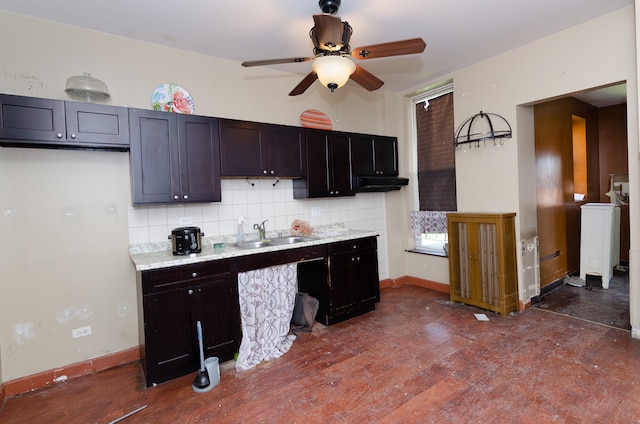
[{"x1": 0, "y1": 0, "x2": 633, "y2": 99}]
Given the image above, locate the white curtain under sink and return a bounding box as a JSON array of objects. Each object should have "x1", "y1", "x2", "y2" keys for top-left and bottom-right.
[{"x1": 235, "y1": 263, "x2": 297, "y2": 371}]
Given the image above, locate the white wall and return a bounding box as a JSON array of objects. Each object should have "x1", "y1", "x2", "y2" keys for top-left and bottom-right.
[
  {"x1": 400, "y1": 6, "x2": 639, "y2": 324},
  {"x1": 0, "y1": 11, "x2": 394, "y2": 383}
]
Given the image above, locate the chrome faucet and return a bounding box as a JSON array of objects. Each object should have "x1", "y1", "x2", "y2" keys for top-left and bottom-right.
[{"x1": 253, "y1": 220, "x2": 268, "y2": 239}]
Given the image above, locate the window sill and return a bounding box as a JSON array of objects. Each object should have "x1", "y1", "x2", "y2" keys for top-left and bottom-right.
[{"x1": 406, "y1": 249, "x2": 448, "y2": 258}]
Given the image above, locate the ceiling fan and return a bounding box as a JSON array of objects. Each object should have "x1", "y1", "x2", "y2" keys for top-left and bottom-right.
[{"x1": 241, "y1": 0, "x2": 426, "y2": 96}]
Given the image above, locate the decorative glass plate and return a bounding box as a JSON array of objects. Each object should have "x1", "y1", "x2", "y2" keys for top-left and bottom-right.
[
  {"x1": 300, "y1": 109, "x2": 332, "y2": 130},
  {"x1": 151, "y1": 83, "x2": 195, "y2": 114}
]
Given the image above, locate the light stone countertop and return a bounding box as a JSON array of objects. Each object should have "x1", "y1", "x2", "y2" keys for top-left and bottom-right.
[{"x1": 129, "y1": 228, "x2": 379, "y2": 272}]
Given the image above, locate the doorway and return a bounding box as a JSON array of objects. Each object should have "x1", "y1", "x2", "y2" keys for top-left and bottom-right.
[{"x1": 532, "y1": 82, "x2": 630, "y2": 329}]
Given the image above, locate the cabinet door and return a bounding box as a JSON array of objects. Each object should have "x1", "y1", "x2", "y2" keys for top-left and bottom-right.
[
  {"x1": 266, "y1": 125, "x2": 305, "y2": 177},
  {"x1": 329, "y1": 133, "x2": 355, "y2": 196},
  {"x1": 293, "y1": 130, "x2": 355, "y2": 198},
  {"x1": 129, "y1": 109, "x2": 180, "y2": 204},
  {"x1": 143, "y1": 288, "x2": 194, "y2": 384},
  {"x1": 352, "y1": 135, "x2": 398, "y2": 176},
  {"x1": 193, "y1": 275, "x2": 241, "y2": 361},
  {"x1": 0, "y1": 94, "x2": 65, "y2": 142},
  {"x1": 219, "y1": 119, "x2": 266, "y2": 176},
  {"x1": 353, "y1": 249, "x2": 380, "y2": 304},
  {"x1": 64, "y1": 101, "x2": 129, "y2": 148},
  {"x1": 328, "y1": 249, "x2": 357, "y2": 315},
  {"x1": 373, "y1": 136, "x2": 398, "y2": 176},
  {"x1": 351, "y1": 136, "x2": 375, "y2": 176},
  {"x1": 178, "y1": 114, "x2": 221, "y2": 202},
  {"x1": 303, "y1": 130, "x2": 331, "y2": 197}
]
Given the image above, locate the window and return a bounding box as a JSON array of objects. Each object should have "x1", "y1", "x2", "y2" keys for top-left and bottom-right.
[
  {"x1": 411, "y1": 84, "x2": 456, "y2": 255},
  {"x1": 572, "y1": 114, "x2": 587, "y2": 201}
]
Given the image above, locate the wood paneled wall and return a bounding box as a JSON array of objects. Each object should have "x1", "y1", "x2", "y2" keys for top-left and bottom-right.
[
  {"x1": 534, "y1": 98, "x2": 599, "y2": 288},
  {"x1": 598, "y1": 103, "x2": 629, "y2": 262}
]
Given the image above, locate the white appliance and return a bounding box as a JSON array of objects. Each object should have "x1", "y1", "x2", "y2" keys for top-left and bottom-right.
[{"x1": 579, "y1": 203, "x2": 620, "y2": 289}]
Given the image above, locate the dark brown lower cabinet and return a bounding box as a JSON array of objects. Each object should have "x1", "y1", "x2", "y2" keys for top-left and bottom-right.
[
  {"x1": 137, "y1": 237, "x2": 380, "y2": 386},
  {"x1": 138, "y1": 260, "x2": 240, "y2": 387},
  {"x1": 299, "y1": 236, "x2": 380, "y2": 326}
]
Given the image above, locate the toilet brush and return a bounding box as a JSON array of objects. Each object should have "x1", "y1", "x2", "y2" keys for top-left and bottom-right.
[{"x1": 192, "y1": 321, "x2": 211, "y2": 392}]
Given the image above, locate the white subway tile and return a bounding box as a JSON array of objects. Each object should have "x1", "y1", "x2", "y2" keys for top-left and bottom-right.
[{"x1": 127, "y1": 206, "x2": 149, "y2": 228}]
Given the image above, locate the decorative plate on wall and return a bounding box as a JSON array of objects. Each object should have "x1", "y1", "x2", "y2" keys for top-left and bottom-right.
[
  {"x1": 152, "y1": 83, "x2": 195, "y2": 114},
  {"x1": 300, "y1": 109, "x2": 332, "y2": 130}
]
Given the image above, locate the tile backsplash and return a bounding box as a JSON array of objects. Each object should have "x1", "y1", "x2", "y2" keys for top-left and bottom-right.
[{"x1": 128, "y1": 178, "x2": 389, "y2": 278}]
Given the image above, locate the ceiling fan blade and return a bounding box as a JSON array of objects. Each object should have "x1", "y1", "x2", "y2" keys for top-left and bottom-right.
[
  {"x1": 352, "y1": 38, "x2": 426, "y2": 60},
  {"x1": 312, "y1": 14, "x2": 344, "y2": 51},
  {"x1": 242, "y1": 57, "x2": 311, "y2": 67},
  {"x1": 289, "y1": 72, "x2": 318, "y2": 96},
  {"x1": 350, "y1": 65, "x2": 384, "y2": 91}
]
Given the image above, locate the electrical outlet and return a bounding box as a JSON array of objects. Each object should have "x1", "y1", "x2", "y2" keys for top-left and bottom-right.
[
  {"x1": 72, "y1": 325, "x2": 92, "y2": 339},
  {"x1": 178, "y1": 216, "x2": 193, "y2": 225},
  {"x1": 311, "y1": 207, "x2": 321, "y2": 216}
]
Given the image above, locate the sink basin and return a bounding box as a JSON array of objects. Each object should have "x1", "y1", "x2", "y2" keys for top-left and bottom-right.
[
  {"x1": 234, "y1": 240, "x2": 273, "y2": 249},
  {"x1": 234, "y1": 236, "x2": 318, "y2": 249},
  {"x1": 269, "y1": 236, "x2": 317, "y2": 245}
]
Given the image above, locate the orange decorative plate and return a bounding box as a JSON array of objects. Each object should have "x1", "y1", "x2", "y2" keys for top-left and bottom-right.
[{"x1": 300, "y1": 109, "x2": 332, "y2": 130}]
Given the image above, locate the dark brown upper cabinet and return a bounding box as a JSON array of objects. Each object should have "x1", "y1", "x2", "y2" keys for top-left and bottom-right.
[
  {"x1": 351, "y1": 135, "x2": 398, "y2": 176},
  {"x1": 0, "y1": 94, "x2": 129, "y2": 150},
  {"x1": 219, "y1": 119, "x2": 305, "y2": 178},
  {"x1": 129, "y1": 109, "x2": 221, "y2": 205},
  {"x1": 293, "y1": 129, "x2": 355, "y2": 198}
]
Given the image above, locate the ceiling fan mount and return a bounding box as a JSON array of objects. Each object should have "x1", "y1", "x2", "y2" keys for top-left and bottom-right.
[
  {"x1": 318, "y1": 0, "x2": 341, "y2": 15},
  {"x1": 241, "y1": 1, "x2": 426, "y2": 96}
]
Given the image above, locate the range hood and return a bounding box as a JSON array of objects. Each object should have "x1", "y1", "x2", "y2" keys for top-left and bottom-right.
[{"x1": 355, "y1": 176, "x2": 409, "y2": 192}]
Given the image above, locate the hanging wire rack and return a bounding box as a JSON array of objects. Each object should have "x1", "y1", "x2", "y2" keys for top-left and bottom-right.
[{"x1": 454, "y1": 111, "x2": 512, "y2": 150}]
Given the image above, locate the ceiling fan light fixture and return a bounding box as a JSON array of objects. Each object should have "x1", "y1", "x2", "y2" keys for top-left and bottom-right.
[{"x1": 312, "y1": 55, "x2": 356, "y2": 92}]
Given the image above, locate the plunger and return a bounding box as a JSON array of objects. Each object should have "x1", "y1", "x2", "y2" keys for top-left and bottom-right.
[{"x1": 192, "y1": 321, "x2": 210, "y2": 391}]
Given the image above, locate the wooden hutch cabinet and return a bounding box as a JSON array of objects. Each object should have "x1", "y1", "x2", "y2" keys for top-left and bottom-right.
[{"x1": 446, "y1": 213, "x2": 518, "y2": 316}]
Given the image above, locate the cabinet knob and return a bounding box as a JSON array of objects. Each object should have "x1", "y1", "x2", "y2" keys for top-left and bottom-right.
[
  {"x1": 262, "y1": 170, "x2": 268, "y2": 174},
  {"x1": 188, "y1": 289, "x2": 194, "y2": 295},
  {"x1": 70, "y1": 134, "x2": 77, "y2": 139},
  {"x1": 192, "y1": 272, "x2": 198, "y2": 278},
  {"x1": 57, "y1": 133, "x2": 63, "y2": 138},
  {"x1": 183, "y1": 195, "x2": 189, "y2": 200},
  {"x1": 353, "y1": 245, "x2": 357, "y2": 249},
  {"x1": 335, "y1": 191, "x2": 339, "y2": 195},
  {"x1": 173, "y1": 195, "x2": 179, "y2": 200},
  {"x1": 270, "y1": 170, "x2": 275, "y2": 175}
]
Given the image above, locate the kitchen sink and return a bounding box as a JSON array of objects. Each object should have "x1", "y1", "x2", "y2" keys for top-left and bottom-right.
[
  {"x1": 269, "y1": 236, "x2": 317, "y2": 245},
  {"x1": 234, "y1": 240, "x2": 273, "y2": 249},
  {"x1": 234, "y1": 236, "x2": 317, "y2": 250}
]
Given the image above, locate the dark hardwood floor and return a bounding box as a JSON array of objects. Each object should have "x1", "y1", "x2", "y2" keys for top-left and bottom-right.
[
  {"x1": 2, "y1": 285, "x2": 640, "y2": 423},
  {"x1": 536, "y1": 269, "x2": 630, "y2": 330}
]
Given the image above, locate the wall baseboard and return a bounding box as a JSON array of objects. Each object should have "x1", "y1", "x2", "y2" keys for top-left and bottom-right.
[
  {"x1": 380, "y1": 276, "x2": 449, "y2": 293},
  {"x1": 1, "y1": 346, "x2": 140, "y2": 400}
]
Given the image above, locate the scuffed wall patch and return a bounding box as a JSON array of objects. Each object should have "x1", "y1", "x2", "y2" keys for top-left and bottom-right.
[
  {"x1": 13, "y1": 323, "x2": 35, "y2": 345},
  {"x1": 54, "y1": 304, "x2": 94, "y2": 323},
  {"x1": 116, "y1": 301, "x2": 130, "y2": 318},
  {"x1": 0, "y1": 71, "x2": 48, "y2": 97},
  {"x1": 54, "y1": 306, "x2": 78, "y2": 324}
]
